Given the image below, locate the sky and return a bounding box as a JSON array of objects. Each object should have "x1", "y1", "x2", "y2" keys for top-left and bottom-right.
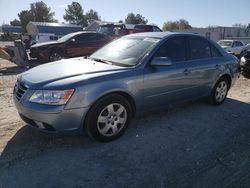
[{"x1": 0, "y1": 0, "x2": 249, "y2": 28}]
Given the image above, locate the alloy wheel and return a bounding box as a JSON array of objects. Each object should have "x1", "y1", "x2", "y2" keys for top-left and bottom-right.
[
  {"x1": 215, "y1": 81, "x2": 228, "y2": 103},
  {"x1": 50, "y1": 52, "x2": 62, "y2": 62},
  {"x1": 97, "y1": 103, "x2": 127, "y2": 137}
]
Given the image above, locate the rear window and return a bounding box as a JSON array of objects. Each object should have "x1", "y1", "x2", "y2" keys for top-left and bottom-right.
[
  {"x1": 153, "y1": 26, "x2": 162, "y2": 32},
  {"x1": 135, "y1": 25, "x2": 153, "y2": 32}
]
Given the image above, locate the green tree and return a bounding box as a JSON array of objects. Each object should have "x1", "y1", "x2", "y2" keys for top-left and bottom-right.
[
  {"x1": 125, "y1": 13, "x2": 148, "y2": 24},
  {"x1": 30, "y1": 1, "x2": 57, "y2": 22},
  {"x1": 10, "y1": 19, "x2": 21, "y2": 26},
  {"x1": 162, "y1": 21, "x2": 179, "y2": 31},
  {"x1": 178, "y1": 19, "x2": 192, "y2": 30},
  {"x1": 162, "y1": 19, "x2": 192, "y2": 31},
  {"x1": 85, "y1": 9, "x2": 100, "y2": 25},
  {"x1": 63, "y1": 2, "x2": 87, "y2": 27},
  {"x1": 18, "y1": 10, "x2": 33, "y2": 31},
  {"x1": 17, "y1": 1, "x2": 56, "y2": 32}
]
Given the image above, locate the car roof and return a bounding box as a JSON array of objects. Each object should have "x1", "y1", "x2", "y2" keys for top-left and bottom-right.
[
  {"x1": 71, "y1": 31, "x2": 98, "y2": 35},
  {"x1": 127, "y1": 32, "x2": 206, "y2": 39}
]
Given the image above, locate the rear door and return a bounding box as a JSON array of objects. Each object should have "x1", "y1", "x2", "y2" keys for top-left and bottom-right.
[{"x1": 184, "y1": 36, "x2": 223, "y2": 97}]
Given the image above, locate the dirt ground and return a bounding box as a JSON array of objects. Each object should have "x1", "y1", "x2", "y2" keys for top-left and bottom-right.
[{"x1": 0, "y1": 58, "x2": 250, "y2": 188}]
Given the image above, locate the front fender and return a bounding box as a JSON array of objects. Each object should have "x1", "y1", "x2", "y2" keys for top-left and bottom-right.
[{"x1": 65, "y1": 71, "x2": 144, "y2": 112}]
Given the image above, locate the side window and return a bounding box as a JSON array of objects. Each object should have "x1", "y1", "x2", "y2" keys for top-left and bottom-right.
[
  {"x1": 88, "y1": 33, "x2": 103, "y2": 41},
  {"x1": 74, "y1": 34, "x2": 88, "y2": 43},
  {"x1": 49, "y1": 36, "x2": 58, "y2": 40},
  {"x1": 75, "y1": 33, "x2": 103, "y2": 42},
  {"x1": 210, "y1": 44, "x2": 222, "y2": 57},
  {"x1": 235, "y1": 41, "x2": 243, "y2": 47},
  {"x1": 189, "y1": 37, "x2": 211, "y2": 60},
  {"x1": 154, "y1": 37, "x2": 186, "y2": 62}
]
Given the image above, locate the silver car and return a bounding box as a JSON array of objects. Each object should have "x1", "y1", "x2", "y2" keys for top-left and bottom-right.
[{"x1": 13, "y1": 32, "x2": 240, "y2": 142}]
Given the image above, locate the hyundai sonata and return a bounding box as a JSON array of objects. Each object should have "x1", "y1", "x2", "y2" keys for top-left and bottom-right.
[{"x1": 13, "y1": 32, "x2": 240, "y2": 142}]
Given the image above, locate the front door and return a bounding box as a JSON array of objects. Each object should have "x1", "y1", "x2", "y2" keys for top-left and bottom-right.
[
  {"x1": 66, "y1": 33, "x2": 108, "y2": 58},
  {"x1": 143, "y1": 37, "x2": 192, "y2": 110}
]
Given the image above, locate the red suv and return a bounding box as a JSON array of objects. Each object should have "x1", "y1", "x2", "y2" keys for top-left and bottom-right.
[
  {"x1": 134, "y1": 25, "x2": 162, "y2": 32},
  {"x1": 30, "y1": 31, "x2": 112, "y2": 62}
]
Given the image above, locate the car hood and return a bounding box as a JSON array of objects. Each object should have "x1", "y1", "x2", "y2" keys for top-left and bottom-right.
[
  {"x1": 31, "y1": 41, "x2": 59, "y2": 48},
  {"x1": 21, "y1": 57, "x2": 128, "y2": 86}
]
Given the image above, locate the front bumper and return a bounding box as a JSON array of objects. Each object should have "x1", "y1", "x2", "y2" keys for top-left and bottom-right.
[{"x1": 13, "y1": 96, "x2": 89, "y2": 133}]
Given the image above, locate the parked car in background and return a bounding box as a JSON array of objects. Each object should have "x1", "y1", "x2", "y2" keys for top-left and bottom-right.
[
  {"x1": 218, "y1": 40, "x2": 246, "y2": 57},
  {"x1": 240, "y1": 49, "x2": 250, "y2": 77},
  {"x1": 97, "y1": 23, "x2": 135, "y2": 38},
  {"x1": 134, "y1": 24, "x2": 162, "y2": 32},
  {"x1": 30, "y1": 31, "x2": 112, "y2": 62},
  {"x1": 14, "y1": 32, "x2": 240, "y2": 142},
  {"x1": 97, "y1": 23, "x2": 162, "y2": 39}
]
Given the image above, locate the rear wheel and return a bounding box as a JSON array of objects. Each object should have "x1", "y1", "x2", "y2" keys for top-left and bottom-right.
[
  {"x1": 49, "y1": 51, "x2": 63, "y2": 62},
  {"x1": 210, "y1": 77, "x2": 230, "y2": 105},
  {"x1": 85, "y1": 94, "x2": 132, "y2": 142}
]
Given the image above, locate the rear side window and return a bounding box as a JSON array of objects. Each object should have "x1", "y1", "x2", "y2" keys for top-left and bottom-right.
[
  {"x1": 235, "y1": 41, "x2": 244, "y2": 47},
  {"x1": 189, "y1": 37, "x2": 211, "y2": 60},
  {"x1": 210, "y1": 44, "x2": 222, "y2": 57},
  {"x1": 154, "y1": 37, "x2": 186, "y2": 62}
]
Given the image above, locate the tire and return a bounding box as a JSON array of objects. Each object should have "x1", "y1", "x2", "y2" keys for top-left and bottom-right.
[
  {"x1": 242, "y1": 69, "x2": 250, "y2": 79},
  {"x1": 210, "y1": 77, "x2": 230, "y2": 105},
  {"x1": 49, "y1": 51, "x2": 63, "y2": 62},
  {"x1": 85, "y1": 94, "x2": 132, "y2": 142}
]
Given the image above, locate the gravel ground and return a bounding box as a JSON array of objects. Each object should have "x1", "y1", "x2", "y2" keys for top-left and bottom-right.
[{"x1": 0, "y1": 58, "x2": 250, "y2": 188}]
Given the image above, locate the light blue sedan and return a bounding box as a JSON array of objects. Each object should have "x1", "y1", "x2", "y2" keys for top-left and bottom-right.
[{"x1": 13, "y1": 32, "x2": 240, "y2": 142}]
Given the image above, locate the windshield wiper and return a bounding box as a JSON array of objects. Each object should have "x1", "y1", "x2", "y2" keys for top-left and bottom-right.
[{"x1": 88, "y1": 57, "x2": 113, "y2": 65}]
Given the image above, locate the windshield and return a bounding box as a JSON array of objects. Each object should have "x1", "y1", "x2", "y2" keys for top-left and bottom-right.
[
  {"x1": 57, "y1": 33, "x2": 76, "y2": 42},
  {"x1": 98, "y1": 26, "x2": 113, "y2": 35},
  {"x1": 98, "y1": 25, "x2": 123, "y2": 35},
  {"x1": 218, "y1": 40, "x2": 233, "y2": 47},
  {"x1": 90, "y1": 37, "x2": 160, "y2": 66}
]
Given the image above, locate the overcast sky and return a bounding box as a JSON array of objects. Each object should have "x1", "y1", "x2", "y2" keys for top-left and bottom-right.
[{"x1": 0, "y1": 0, "x2": 249, "y2": 28}]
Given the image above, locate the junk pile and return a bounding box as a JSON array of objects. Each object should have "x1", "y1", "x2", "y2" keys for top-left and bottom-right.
[{"x1": 0, "y1": 40, "x2": 28, "y2": 67}]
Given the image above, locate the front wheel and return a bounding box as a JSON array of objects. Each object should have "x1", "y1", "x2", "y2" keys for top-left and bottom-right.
[
  {"x1": 210, "y1": 77, "x2": 230, "y2": 105},
  {"x1": 85, "y1": 94, "x2": 132, "y2": 142},
  {"x1": 49, "y1": 51, "x2": 63, "y2": 62}
]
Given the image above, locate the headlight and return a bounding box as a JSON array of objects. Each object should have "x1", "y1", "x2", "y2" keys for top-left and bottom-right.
[
  {"x1": 240, "y1": 57, "x2": 246, "y2": 65},
  {"x1": 29, "y1": 89, "x2": 74, "y2": 105}
]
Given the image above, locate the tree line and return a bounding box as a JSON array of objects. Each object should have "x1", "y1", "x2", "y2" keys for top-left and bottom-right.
[{"x1": 9, "y1": 1, "x2": 250, "y2": 32}]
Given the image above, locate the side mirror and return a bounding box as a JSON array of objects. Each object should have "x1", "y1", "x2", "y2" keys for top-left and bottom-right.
[
  {"x1": 151, "y1": 57, "x2": 172, "y2": 66},
  {"x1": 69, "y1": 38, "x2": 75, "y2": 43}
]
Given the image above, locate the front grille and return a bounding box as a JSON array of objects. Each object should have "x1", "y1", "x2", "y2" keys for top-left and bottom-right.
[{"x1": 14, "y1": 81, "x2": 28, "y2": 101}]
